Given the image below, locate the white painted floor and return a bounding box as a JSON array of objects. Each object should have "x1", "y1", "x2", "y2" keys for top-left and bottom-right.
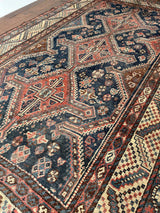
[{"x1": 0, "y1": 0, "x2": 37, "y2": 17}]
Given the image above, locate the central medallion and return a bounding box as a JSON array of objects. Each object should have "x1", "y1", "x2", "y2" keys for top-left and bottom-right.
[{"x1": 18, "y1": 76, "x2": 67, "y2": 117}]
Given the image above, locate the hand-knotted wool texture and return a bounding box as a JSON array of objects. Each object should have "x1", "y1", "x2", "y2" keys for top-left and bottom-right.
[{"x1": 0, "y1": 0, "x2": 160, "y2": 212}]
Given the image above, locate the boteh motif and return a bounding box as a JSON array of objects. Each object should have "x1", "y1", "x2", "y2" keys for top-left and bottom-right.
[{"x1": 0, "y1": 0, "x2": 160, "y2": 212}]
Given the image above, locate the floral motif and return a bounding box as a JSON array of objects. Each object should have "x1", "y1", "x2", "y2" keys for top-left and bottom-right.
[
  {"x1": 47, "y1": 170, "x2": 59, "y2": 183},
  {"x1": 98, "y1": 105, "x2": 109, "y2": 116},
  {"x1": 92, "y1": 69, "x2": 104, "y2": 79},
  {"x1": 103, "y1": 94, "x2": 111, "y2": 101},
  {"x1": 47, "y1": 142, "x2": 60, "y2": 156}
]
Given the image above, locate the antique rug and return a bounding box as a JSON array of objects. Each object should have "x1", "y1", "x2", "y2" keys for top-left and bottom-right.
[{"x1": 0, "y1": 0, "x2": 160, "y2": 212}]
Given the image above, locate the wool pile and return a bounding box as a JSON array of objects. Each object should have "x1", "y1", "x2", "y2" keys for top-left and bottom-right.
[{"x1": 0, "y1": 0, "x2": 160, "y2": 212}]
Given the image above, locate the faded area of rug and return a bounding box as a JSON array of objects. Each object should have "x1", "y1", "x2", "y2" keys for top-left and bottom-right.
[{"x1": 0, "y1": 0, "x2": 160, "y2": 212}]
